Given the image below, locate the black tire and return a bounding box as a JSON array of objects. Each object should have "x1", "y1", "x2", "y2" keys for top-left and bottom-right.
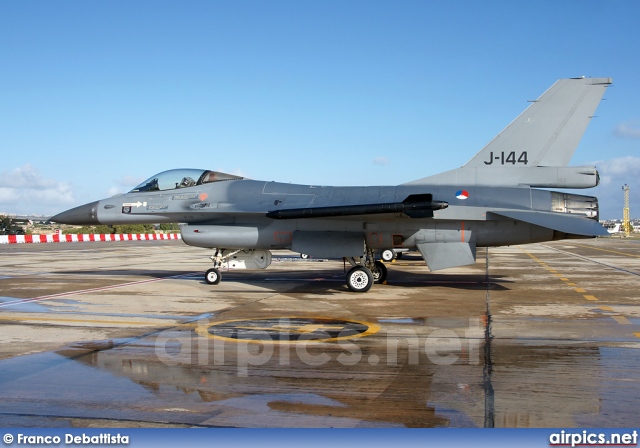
[
  {"x1": 346, "y1": 266, "x2": 373, "y2": 292},
  {"x1": 381, "y1": 249, "x2": 395, "y2": 262},
  {"x1": 205, "y1": 268, "x2": 221, "y2": 285},
  {"x1": 300, "y1": 253, "x2": 309, "y2": 259},
  {"x1": 372, "y1": 261, "x2": 388, "y2": 284}
]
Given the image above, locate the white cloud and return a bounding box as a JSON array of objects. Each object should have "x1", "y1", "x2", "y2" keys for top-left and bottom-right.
[
  {"x1": 613, "y1": 120, "x2": 640, "y2": 139},
  {"x1": 595, "y1": 156, "x2": 640, "y2": 186},
  {"x1": 373, "y1": 157, "x2": 390, "y2": 166},
  {"x1": 0, "y1": 164, "x2": 75, "y2": 215}
]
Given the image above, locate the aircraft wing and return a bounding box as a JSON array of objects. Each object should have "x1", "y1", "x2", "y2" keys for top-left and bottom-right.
[{"x1": 488, "y1": 210, "x2": 608, "y2": 237}]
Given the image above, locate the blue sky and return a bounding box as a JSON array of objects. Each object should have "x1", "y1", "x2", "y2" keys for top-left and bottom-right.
[{"x1": 1, "y1": 1, "x2": 638, "y2": 219}]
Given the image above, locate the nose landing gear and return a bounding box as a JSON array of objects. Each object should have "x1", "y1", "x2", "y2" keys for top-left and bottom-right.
[{"x1": 205, "y1": 268, "x2": 221, "y2": 285}]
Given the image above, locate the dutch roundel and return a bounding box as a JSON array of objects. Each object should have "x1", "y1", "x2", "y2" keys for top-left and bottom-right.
[{"x1": 455, "y1": 190, "x2": 469, "y2": 200}]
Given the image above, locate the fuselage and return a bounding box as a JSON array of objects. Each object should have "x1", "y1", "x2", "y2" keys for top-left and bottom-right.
[{"x1": 63, "y1": 177, "x2": 600, "y2": 252}]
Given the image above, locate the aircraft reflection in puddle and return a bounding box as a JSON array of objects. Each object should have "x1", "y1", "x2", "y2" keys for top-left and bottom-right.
[{"x1": 49, "y1": 334, "x2": 611, "y2": 428}]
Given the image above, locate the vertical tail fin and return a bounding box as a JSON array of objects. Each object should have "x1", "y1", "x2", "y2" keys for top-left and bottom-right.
[
  {"x1": 465, "y1": 77, "x2": 611, "y2": 168},
  {"x1": 405, "y1": 77, "x2": 612, "y2": 188}
]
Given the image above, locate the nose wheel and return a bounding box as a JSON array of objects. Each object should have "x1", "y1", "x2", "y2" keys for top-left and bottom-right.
[{"x1": 205, "y1": 268, "x2": 221, "y2": 285}]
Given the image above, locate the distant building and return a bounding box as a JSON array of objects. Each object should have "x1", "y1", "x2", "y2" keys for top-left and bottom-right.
[{"x1": 600, "y1": 219, "x2": 639, "y2": 234}]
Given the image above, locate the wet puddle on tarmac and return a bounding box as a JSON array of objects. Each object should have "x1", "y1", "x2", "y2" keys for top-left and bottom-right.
[
  {"x1": 0, "y1": 296, "x2": 50, "y2": 313},
  {"x1": 377, "y1": 318, "x2": 425, "y2": 324},
  {"x1": 0, "y1": 333, "x2": 639, "y2": 427}
]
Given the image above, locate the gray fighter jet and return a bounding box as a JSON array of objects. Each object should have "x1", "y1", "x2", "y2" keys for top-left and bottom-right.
[{"x1": 52, "y1": 77, "x2": 612, "y2": 292}]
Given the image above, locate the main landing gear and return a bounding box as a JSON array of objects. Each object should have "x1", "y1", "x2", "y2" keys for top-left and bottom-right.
[
  {"x1": 380, "y1": 249, "x2": 395, "y2": 262},
  {"x1": 204, "y1": 247, "x2": 387, "y2": 293},
  {"x1": 345, "y1": 249, "x2": 387, "y2": 292}
]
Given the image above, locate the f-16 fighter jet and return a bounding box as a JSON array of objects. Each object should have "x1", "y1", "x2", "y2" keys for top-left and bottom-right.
[{"x1": 53, "y1": 77, "x2": 611, "y2": 292}]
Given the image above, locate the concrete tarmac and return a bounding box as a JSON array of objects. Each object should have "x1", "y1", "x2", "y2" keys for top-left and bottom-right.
[{"x1": 1, "y1": 238, "x2": 639, "y2": 427}]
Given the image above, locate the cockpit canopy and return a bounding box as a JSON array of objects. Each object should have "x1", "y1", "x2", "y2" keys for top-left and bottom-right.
[{"x1": 129, "y1": 169, "x2": 244, "y2": 193}]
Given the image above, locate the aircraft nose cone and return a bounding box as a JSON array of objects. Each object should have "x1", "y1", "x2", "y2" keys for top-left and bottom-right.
[{"x1": 51, "y1": 201, "x2": 101, "y2": 225}]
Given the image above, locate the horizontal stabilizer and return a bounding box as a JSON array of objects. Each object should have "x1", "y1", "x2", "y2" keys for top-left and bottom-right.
[
  {"x1": 267, "y1": 196, "x2": 448, "y2": 219},
  {"x1": 488, "y1": 210, "x2": 608, "y2": 236},
  {"x1": 416, "y1": 242, "x2": 477, "y2": 271}
]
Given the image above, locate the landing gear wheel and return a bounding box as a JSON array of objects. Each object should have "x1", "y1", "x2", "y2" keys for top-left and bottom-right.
[
  {"x1": 372, "y1": 261, "x2": 387, "y2": 284},
  {"x1": 381, "y1": 249, "x2": 395, "y2": 262},
  {"x1": 205, "y1": 268, "x2": 221, "y2": 285},
  {"x1": 346, "y1": 266, "x2": 373, "y2": 292},
  {"x1": 300, "y1": 253, "x2": 309, "y2": 259}
]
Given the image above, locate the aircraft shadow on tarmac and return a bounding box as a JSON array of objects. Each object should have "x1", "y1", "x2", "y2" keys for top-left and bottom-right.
[
  {"x1": 59, "y1": 267, "x2": 513, "y2": 294},
  {"x1": 212, "y1": 256, "x2": 513, "y2": 292},
  {"x1": 60, "y1": 269, "x2": 200, "y2": 279}
]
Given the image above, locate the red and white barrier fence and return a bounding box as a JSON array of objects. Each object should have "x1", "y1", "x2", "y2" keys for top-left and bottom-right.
[{"x1": 0, "y1": 233, "x2": 181, "y2": 244}]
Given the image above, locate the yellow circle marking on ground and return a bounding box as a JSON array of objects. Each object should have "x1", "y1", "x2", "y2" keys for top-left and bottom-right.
[{"x1": 194, "y1": 316, "x2": 380, "y2": 344}]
